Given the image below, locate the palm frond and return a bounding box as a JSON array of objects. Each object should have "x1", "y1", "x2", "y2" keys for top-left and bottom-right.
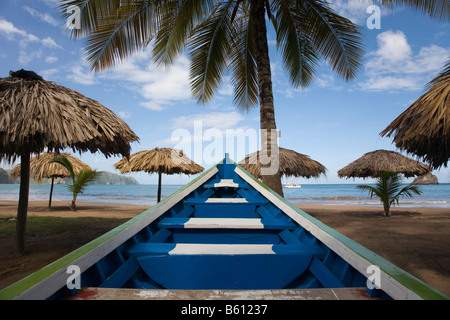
[
  {"x1": 50, "y1": 155, "x2": 75, "y2": 181},
  {"x1": 60, "y1": 0, "x2": 160, "y2": 71},
  {"x1": 301, "y1": 1, "x2": 365, "y2": 81},
  {"x1": 188, "y1": 2, "x2": 235, "y2": 104},
  {"x1": 393, "y1": 184, "x2": 422, "y2": 206},
  {"x1": 70, "y1": 169, "x2": 100, "y2": 194},
  {"x1": 153, "y1": 0, "x2": 214, "y2": 66},
  {"x1": 229, "y1": 4, "x2": 258, "y2": 111},
  {"x1": 274, "y1": 0, "x2": 319, "y2": 88},
  {"x1": 356, "y1": 184, "x2": 379, "y2": 198}
]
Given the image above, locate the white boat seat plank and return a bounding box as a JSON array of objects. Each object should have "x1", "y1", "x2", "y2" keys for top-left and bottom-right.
[
  {"x1": 185, "y1": 197, "x2": 266, "y2": 205},
  {"x1": 204, "y1": 179, "x2": 239, "y2": 188},
  {"x1": 157, "y1": 218, "x2": 295, "y2": 230},
  {"x1": 126, "y1": 243, "x2": 312, "y2": 257}
]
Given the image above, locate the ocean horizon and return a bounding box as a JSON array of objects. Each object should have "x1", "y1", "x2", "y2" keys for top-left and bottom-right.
[{"x1": 0, "y1": 182, "x2": 449, "y2": 208}]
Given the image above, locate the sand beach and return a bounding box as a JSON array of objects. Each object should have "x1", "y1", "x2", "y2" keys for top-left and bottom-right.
[{"x1": 0, "y1": 200, "x2": 449, "y2": 297}]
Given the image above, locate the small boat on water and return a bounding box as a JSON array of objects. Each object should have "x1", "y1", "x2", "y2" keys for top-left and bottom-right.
[
  {"x1": 283, "y1": 182, "x2": 301, "y2": 188},
  {"x1": 0, "y1": 155, "x2": 447, "y2": 300}
]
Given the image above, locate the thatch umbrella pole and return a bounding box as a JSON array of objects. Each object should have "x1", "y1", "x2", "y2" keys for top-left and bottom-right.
[
  {"x1": 49, "y1": 176, "x2": 55, "y2": 209},
  {"x1": 114, "y1": 148, "x2": 204, "y2": 204},
  {"x1": 15, "y1": 152, "x2": 30, "y2": 255},
  {"x1": 157, "y1": 169, "x2": 162, "y2": 203}
]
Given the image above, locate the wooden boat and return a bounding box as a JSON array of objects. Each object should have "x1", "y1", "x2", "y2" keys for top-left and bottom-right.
[{"x1": 0, "y1": 155, "x2": 447, "y2": 300}]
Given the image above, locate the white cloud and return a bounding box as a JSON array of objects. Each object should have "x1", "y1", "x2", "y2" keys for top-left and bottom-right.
[
  {"x1": 375, "y1": 30, "x2": 411, "y2": 62},
  {"x1": 0, "y1": 18, "x2": 38, "y2": 42},
  {"x1": 170, "y1": 111, "x2": 244, "y2": 131},
  {"x1": 0, "y1": 18, "x2": 61, "y2": 65},
  {"x1": 360, "y1": 76, "x2": 420, "y2": 91},
  {"x1": 104, "y1": 50, "x2": 193, "y2": 111},
  {"x1": 18, "y1": 49, "x2": 42, "y2": 65},
  {"x1": 40, "y1": 68, "x2": 59, "y2": 79},
  {"x1": 330, "y1": 0, "x2": 376, "y2": 24},
  {"x1": 45, "y1": 56, "x2": 58, "y2": 63},
  {"x1": 67, "y1": 65, "x2": 97, "y2": 85},
  {"x1": 42, "y1": 36, "x2": 61, "y2": 49},
  {"x1": 361, "y1": 30, "x2": 450, "y2": 91},
  {"x1": 23, "y1": 6, "x2": 59, "y2": 26},
  {"x1": 118, "y1": 111, "x2": 131, "y2": 119}
]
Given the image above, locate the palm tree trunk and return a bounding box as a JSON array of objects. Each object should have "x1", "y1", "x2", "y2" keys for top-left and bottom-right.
[
  {"x1": 15, "y1": 151, "x2": 30, "y2": 255},
  {"x1": 70, "y1": 191, "x2": 77, "y2": 211},
  {"x1": 383, "y1": 203, "x2": 391, "y2": 217},
  {"x1": 250, "y1": 0, "x2": 283, "y2": 197}
]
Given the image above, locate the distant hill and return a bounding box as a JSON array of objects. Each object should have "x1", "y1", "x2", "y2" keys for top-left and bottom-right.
[
  {"x1": 0, "y1": 168, "x2": 12, "y2": 184},
  {"x1": 92, "y1": 172, "x2": 139, "y2": 185},
  {"x1": 0, "y1": 169, "x2": 139, "y2": 185}
]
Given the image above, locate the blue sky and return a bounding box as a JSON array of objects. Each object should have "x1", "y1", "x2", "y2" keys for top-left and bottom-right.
[{"x1": 0, "y1": 0, "x2": 449, "y2": 185}]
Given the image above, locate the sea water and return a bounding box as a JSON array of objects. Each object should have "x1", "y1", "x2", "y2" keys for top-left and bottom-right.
[{"x1": 0, "y1": 183, "x2": 449, "y2": 208}]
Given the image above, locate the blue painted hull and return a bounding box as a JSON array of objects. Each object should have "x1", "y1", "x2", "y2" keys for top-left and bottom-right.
[
  {"x1": 137, "y1": 254, "x2": 310, "y2": 289},
  {"x1": 61, "y1": 157, "x2": 373, "y2": 297},
  {"x1": 4, "y1": 154, "x2": 448, "y2": 299}
]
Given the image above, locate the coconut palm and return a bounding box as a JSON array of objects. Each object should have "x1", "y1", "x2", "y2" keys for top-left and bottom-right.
[
  {"x1": 10, "y1": 152, "x2": 92, "y2": 209},
  {"x1": 51, "y1": 155, "x2": 100, "y2": 211},
  {"x1": 60, "y1": 0, "x2": 449, "y2": 196},
  {"x1": 357, "y1": 171, "x2": 422, "y2": 217}
]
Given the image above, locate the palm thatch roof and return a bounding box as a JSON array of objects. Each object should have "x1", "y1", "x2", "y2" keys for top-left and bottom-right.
[
  {"x1": 0, "y1": 70, "x2": 139, "y2": 161},
  {"x1": 238, "y1": 147, "x2": 326, "y2": 179},
  {"x1": 380, "y1": 60, "x2": 450, "y2": 169},
  {"x1": 0, "y1": 69, "x2": 139, "y2": 254},
  {"x1": 114, "y1": 148, "x2": 204, "y2": 175},
  {"x1": 115, "y1": 147, "x2": 203, "y2": 203},
  {"x1": 337, "y1": 150, "x2": 431, "y2": 179},
  {"x1": 10, "y1": 152, "x2": 91, "y2": 181}
]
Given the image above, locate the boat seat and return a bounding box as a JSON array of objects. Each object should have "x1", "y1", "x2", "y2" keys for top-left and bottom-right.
[
  {"x1": 126, "y1": 243, "x2": 313, "y2": 257},
  {"x1": 203, "y1": 179, "x2": 239, "y2": 188},
  {"x1": 157, "y1": 217, "x2": 296, "y2": 230},
  {"x1": 184, "y1": 197, "x2": 266, "y2": 205}
]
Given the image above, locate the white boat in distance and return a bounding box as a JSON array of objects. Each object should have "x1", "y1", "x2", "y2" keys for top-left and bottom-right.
[{"x1": 283, "y1": 183, "x2": 301, "y2": 188}]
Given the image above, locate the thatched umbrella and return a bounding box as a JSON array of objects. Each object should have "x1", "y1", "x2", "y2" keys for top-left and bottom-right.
[
  {"x1": 337, "y1": 150, "x2": 431, "y2": 179},
  {"x1": 0, "y1": 69, "x2": 139, "y2": 254},
  {"x1": 10, "y1": 152, "x2": 91, "y2": 209},
  {"x1": 380, "y1": 60, "x2": 450, "y2": 169},
  {"x1": 238, "y1": 147, "x2": 327, "y2": 196},
  {"x1": 115, "y1": 148, "x2": 204, "y2": 202}
]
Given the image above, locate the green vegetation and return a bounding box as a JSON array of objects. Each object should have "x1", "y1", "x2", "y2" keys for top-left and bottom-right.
[
  {"x1": 51, "y1": 155, "x2": 101, "y2": 211},
  {"x1": 0, "y1": 215, "x2": 128, "y2": 239},
  {"x1": 357, "y1": 171, "x2": 422, "y2": 217}
]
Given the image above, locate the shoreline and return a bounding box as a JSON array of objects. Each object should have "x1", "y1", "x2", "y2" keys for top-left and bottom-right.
[{"x1": 0, "y1": 200, "x2": 449, "y2": 297}]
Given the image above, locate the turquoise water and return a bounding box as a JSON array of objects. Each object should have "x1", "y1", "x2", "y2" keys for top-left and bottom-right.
[{"x1": 0, "y1": 182, "x2": 449, "y2": 208}]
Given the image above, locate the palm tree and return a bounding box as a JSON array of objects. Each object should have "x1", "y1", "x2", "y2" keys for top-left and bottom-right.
[
  {"x1": 357, "y1": 171, "x2": 422, "y2": 217},
  {"x1": 51, "y1": 155, "x2": 100, "y2": 211},
  {"x1": 61, "y1": 0, "x2": 449, "y2": 196}
]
